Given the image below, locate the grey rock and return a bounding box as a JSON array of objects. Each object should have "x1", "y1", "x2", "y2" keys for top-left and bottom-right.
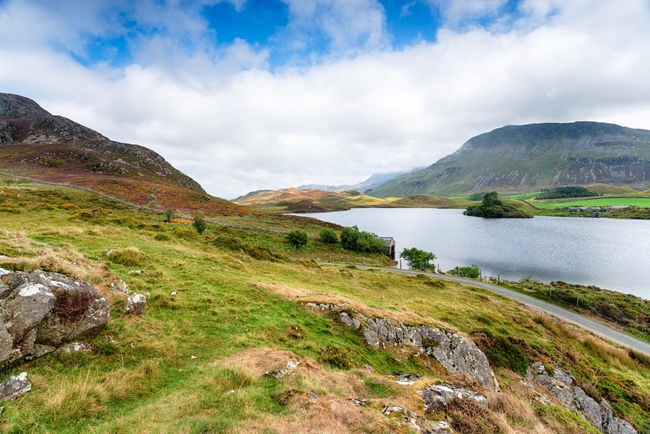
[
  {"x1": 0, "y1": 372, "x2": 31, "y2": 401},
  {"x1": 418, "y1": 384, "x2": 488, "y2": 413},
  {"x1": 110, "y1": 279, "x2": 129, "y2": 294},
  {"x1": 0, "y1": 269, "x2": 110, "y2": 367},
  {"x1": 339, "y1": 312, "x2": 360, "y2": 330},
  {"x1": 125, "y1": 293, "x2": 146, "y2": 316},
  {"x1": 33, "y1": 271, "x2": 110, "y2": 346},
  {"x1": 529, "y1": 362, "x2": 637, "y2": 434},
  {"x1": 4, "y1": 283, "x2": 55, "y2": 343}
]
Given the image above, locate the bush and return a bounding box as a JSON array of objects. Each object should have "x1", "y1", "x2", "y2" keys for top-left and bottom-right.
[
  {"x1": 340, "y1": 225, "x2": 384, "y2": 253},
  {"x1": 449, "y1": 264, "x2": 481, "y2": 278},
  {"x1": 319, "y1": 228, "x2": 338, "y2": 244},
  {"x1": 108, "y1": 247, "x2": 144, "y2": 266},
  {"x1": 287, "y1": 230, "x2": 308, "y2": 249},
  {"x1": 164, "y1": 209, "x2": 175, "y2": 223},
  {"x1": 192, "y1": 215, "x2": 206, "y2": 234}
]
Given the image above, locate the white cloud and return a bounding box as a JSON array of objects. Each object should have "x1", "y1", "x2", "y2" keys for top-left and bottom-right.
[{"x1": 1, "y1": 0, "x2": 650, "y2": 199}]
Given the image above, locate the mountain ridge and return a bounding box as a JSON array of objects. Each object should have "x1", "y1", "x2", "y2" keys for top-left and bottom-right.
[
  {"x1": 368, "y1": 121, "x2": 650, "y2": 198},
  {"x1": 0, "y1": 93, "x2": 253, "y2": 216}
]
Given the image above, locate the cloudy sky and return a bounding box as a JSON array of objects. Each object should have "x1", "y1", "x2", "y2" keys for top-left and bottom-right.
[{"x1": 1, "y1": 0, "x2": 650, "y2": 199}]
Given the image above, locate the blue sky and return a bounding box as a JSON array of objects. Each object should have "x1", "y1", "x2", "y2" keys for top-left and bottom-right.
[{"x1": 1, "y1": 0, "x2": 650, "y2": 198}]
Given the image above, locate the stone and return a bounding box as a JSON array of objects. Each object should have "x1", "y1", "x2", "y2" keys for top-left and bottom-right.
[
  {"x1": 110, "y1": 279, "x2": 129, "y2": 294},
  {"x1": 339, "y1": 312, "x2": 360, "y2": 330},
  {"x1": 0, "y1": 372, "x2": 31, "y2": 401},
  {"x1": 0, "y1": 269, "x2": 110, "y2": 367},
  {"x1": 4, "y1": 284, "x2": 55, "y2": 343},
  {"x1": 418, "y1": 384, "x2": 488, "y2": 413},
  {"x1": 32, "y1": 271, "x2": 110, "y2": 346},
  {"x1": 529, "y1": 362, "x2": 638, "y2": 434},
  {"x1": 125, "y1": 293, "x2": 146, "y2": 316}
]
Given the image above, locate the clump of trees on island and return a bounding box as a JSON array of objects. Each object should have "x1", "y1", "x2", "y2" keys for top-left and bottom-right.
[{"x1": 464, "y1": 191, "x2": 532, "y2": 218}]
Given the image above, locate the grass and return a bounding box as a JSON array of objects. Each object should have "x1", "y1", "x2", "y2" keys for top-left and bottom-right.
[
  {"x1": 532, "y1": 197, "x2": 650, "y2": 209},
  {"x1": 0, "y1": 179, "x2": 648, "y2": 433}
]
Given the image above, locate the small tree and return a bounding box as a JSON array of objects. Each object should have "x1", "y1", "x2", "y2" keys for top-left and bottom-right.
[
  {"x1": 287, "y1": 230, "x2": 308, "y2": 249},
  {"x1": 164, "y1": 209, "x2": 175, "y2": 223},
  {"x1": 193, "y1": 215, "x2": 206, "y2": 234},
  {"x1": 319, "y1": 228, "x2": 338, "y2": 244},
  {"x1": 340, "y1": 226, "x2": 384, "y2": 253},
  {"x1": 399, "y1": 247, "x2": 436, "y2": 271}
]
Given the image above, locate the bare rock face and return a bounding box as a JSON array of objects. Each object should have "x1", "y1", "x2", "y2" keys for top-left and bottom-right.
[
  {"x1": 528, "y1": 362, "x2": 637, "y2": 434},
  {"x1": 309, "y1": 303, "x2": 498, "y2": 391},
  {"x1": 0, "y1": 268, "x2": 110, "y2": 367}
]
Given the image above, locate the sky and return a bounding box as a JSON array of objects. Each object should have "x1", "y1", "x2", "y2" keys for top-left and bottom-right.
[{"x1": 1, "y1": 0, "x2": 650, "y2": 199}]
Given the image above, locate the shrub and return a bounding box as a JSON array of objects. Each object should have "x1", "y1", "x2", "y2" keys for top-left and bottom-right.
[
  {"x1": 108, "y1": 247, "x2": 144, "y2": 266},
  {"x1": 319, "y1": 228, "x2": 338, "y2": 244},
  {"x1": 449, "y1": 265, "x2": 481, "y2": 278},
  {"x1": 319, "y1": 346, "x2": 355, "y2": 369},
  {"x1": 340, "y1": 225, "x2": 384, "y2": 253},
  {"x1": 164, "y1": 209, "x2": 175, "y2": 223},
  {"x1": 192, "y1": 215, "x2": 206, "y2": 234},
  {"x1": 286, "y1": 230, "x2": 308, "y2": 249}
]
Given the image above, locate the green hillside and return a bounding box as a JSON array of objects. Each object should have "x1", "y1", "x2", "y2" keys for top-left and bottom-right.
[
  {"x1": 368, "y1": 122, "x2": 650, "y2": 198},
  {"x1": 0, "y1": 176, "x2": 648, "y2": 433}
]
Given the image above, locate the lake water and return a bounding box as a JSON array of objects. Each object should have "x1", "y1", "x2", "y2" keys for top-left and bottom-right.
[{"x1": 300, "y1": 208, "x2": 650, "y2": 299}]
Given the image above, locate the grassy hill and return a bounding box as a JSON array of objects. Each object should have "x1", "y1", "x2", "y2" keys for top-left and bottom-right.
[
  {"x1": 0, "y1": 93, "x2": 252, "y2": 217},
  {"x1": 0, "y1": 176, "x2": 648, "y2": 433},
  {"x1": 368, "y1": 122, "x2": 650, "y2": 198}
]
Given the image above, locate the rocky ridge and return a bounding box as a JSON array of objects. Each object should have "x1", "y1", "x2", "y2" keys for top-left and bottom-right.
[
  {"x1": 307, "y1": 302, "x2": 498, "y2": 391},
  {"x1": 528, "y1": 362, "x2": 637, "y2": 434}
]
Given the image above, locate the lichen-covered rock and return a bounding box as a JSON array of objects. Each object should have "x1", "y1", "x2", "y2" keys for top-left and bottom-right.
[
  {"x1": 418, "y1": 384, "x2": 488, "y2": 413},
  {"x1": 317, "y1": 305, "x2": 498, "y2": 390},
  {"x1": 0, "y1": 267, "x2": 110, "y2": 367},
  {"x1": 0, "y1": 372, "x2": 31, "y2": 401},
  {"x1": 125, "y1": 293, "x2": 146, "y2": 316},
  {"x1": 528, "y1": 362, "x2": 637, "y2": 434}
]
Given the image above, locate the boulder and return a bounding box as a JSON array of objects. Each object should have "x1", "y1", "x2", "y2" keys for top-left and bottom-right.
[
  {"x1": 125, "y1": 293, "x2": 146, "y2": 316},
  {"x1": 0, "y1": 372, "x2": 31, "y2": 401},
  {"x1": 418, "y1": 384, "x2": 488, "y2": 413},
  {"x1": 0, "y1": 267, "x2": 110, "y2": 367}
]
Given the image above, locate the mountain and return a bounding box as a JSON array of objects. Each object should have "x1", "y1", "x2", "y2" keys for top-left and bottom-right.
[
  {"x1": 233, "y1": 187, "x2": 388, "y2": 212},
  {"x1": 367, "y1": 122, "x2": 650, "y2": 198},
  {"x1": 298, "y1": 171, "x2": 408, "y2": 192},
  {"x1": 0, "y1": 93, "x2": 252, "y2": 216}
]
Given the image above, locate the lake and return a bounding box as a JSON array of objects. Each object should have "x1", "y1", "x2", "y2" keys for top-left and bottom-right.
[{"x1": 300, "y1": 208, "x2": 650, "y2": 299}]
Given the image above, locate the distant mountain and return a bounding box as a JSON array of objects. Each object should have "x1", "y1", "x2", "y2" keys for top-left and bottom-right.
[
  {"x1": 0, "y1": 93, "x2": 252, "y2": 216},
  {"x1": 233, "y1": 188, "x2": 387, "y2": 212},
  {"x1": 368, "y1": 122, "x2": 650, "y2": 198},
  {"x1": 298, "y1": 171, "x2": 413, "y2": 192}
]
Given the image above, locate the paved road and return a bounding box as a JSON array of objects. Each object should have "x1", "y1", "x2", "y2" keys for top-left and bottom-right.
[{"x1": 322, "y1": 263, "x2": 650, "y2": 356}]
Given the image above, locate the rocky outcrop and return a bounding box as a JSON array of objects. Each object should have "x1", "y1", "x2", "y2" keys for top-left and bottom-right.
[
  {"x1": 528, "y1": 362, "x2": 637, "y2": 434},
  {"x1": 308, "y1": 303, "x2": 498, "y2": 391},
  {"x1": 0, "y1": 268, "x2": 110, "y2": 367}
]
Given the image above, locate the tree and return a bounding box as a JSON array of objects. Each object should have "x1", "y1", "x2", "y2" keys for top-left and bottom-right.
[
  {"x1": 287, "y1": 230, "x2": 308, "y2": 249},
  {"x1": 399, "y1": 247, "x2": 436, "y2": 271},
  {"x1": 193, "y1": 215, "x2": 206, "y2": 234},
  {"x1": 464, "y1": 191, "x2": 532, "y2": 218},
  {"x1": 340, "y1": 226, "x2": 384, "y2": 253},
  {"x1": 319, "y1": 228, "x2": 338, "y2": 244},
  {"x1": 164, "y1": 209, "x2": 175, "y2": 223}
]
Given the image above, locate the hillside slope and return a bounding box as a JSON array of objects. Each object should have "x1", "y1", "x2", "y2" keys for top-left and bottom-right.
[
  {"x1": 368, "y1": 122, "x2": 650, "y2": 197},
  {"x1": 0, "y1": 93, "x2": 252, "y2": 216}
]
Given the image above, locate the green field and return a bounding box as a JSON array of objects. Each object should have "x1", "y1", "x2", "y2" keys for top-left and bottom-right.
[{"x1": 533, "y1": 197, "x2": 650, "y2": 209}]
